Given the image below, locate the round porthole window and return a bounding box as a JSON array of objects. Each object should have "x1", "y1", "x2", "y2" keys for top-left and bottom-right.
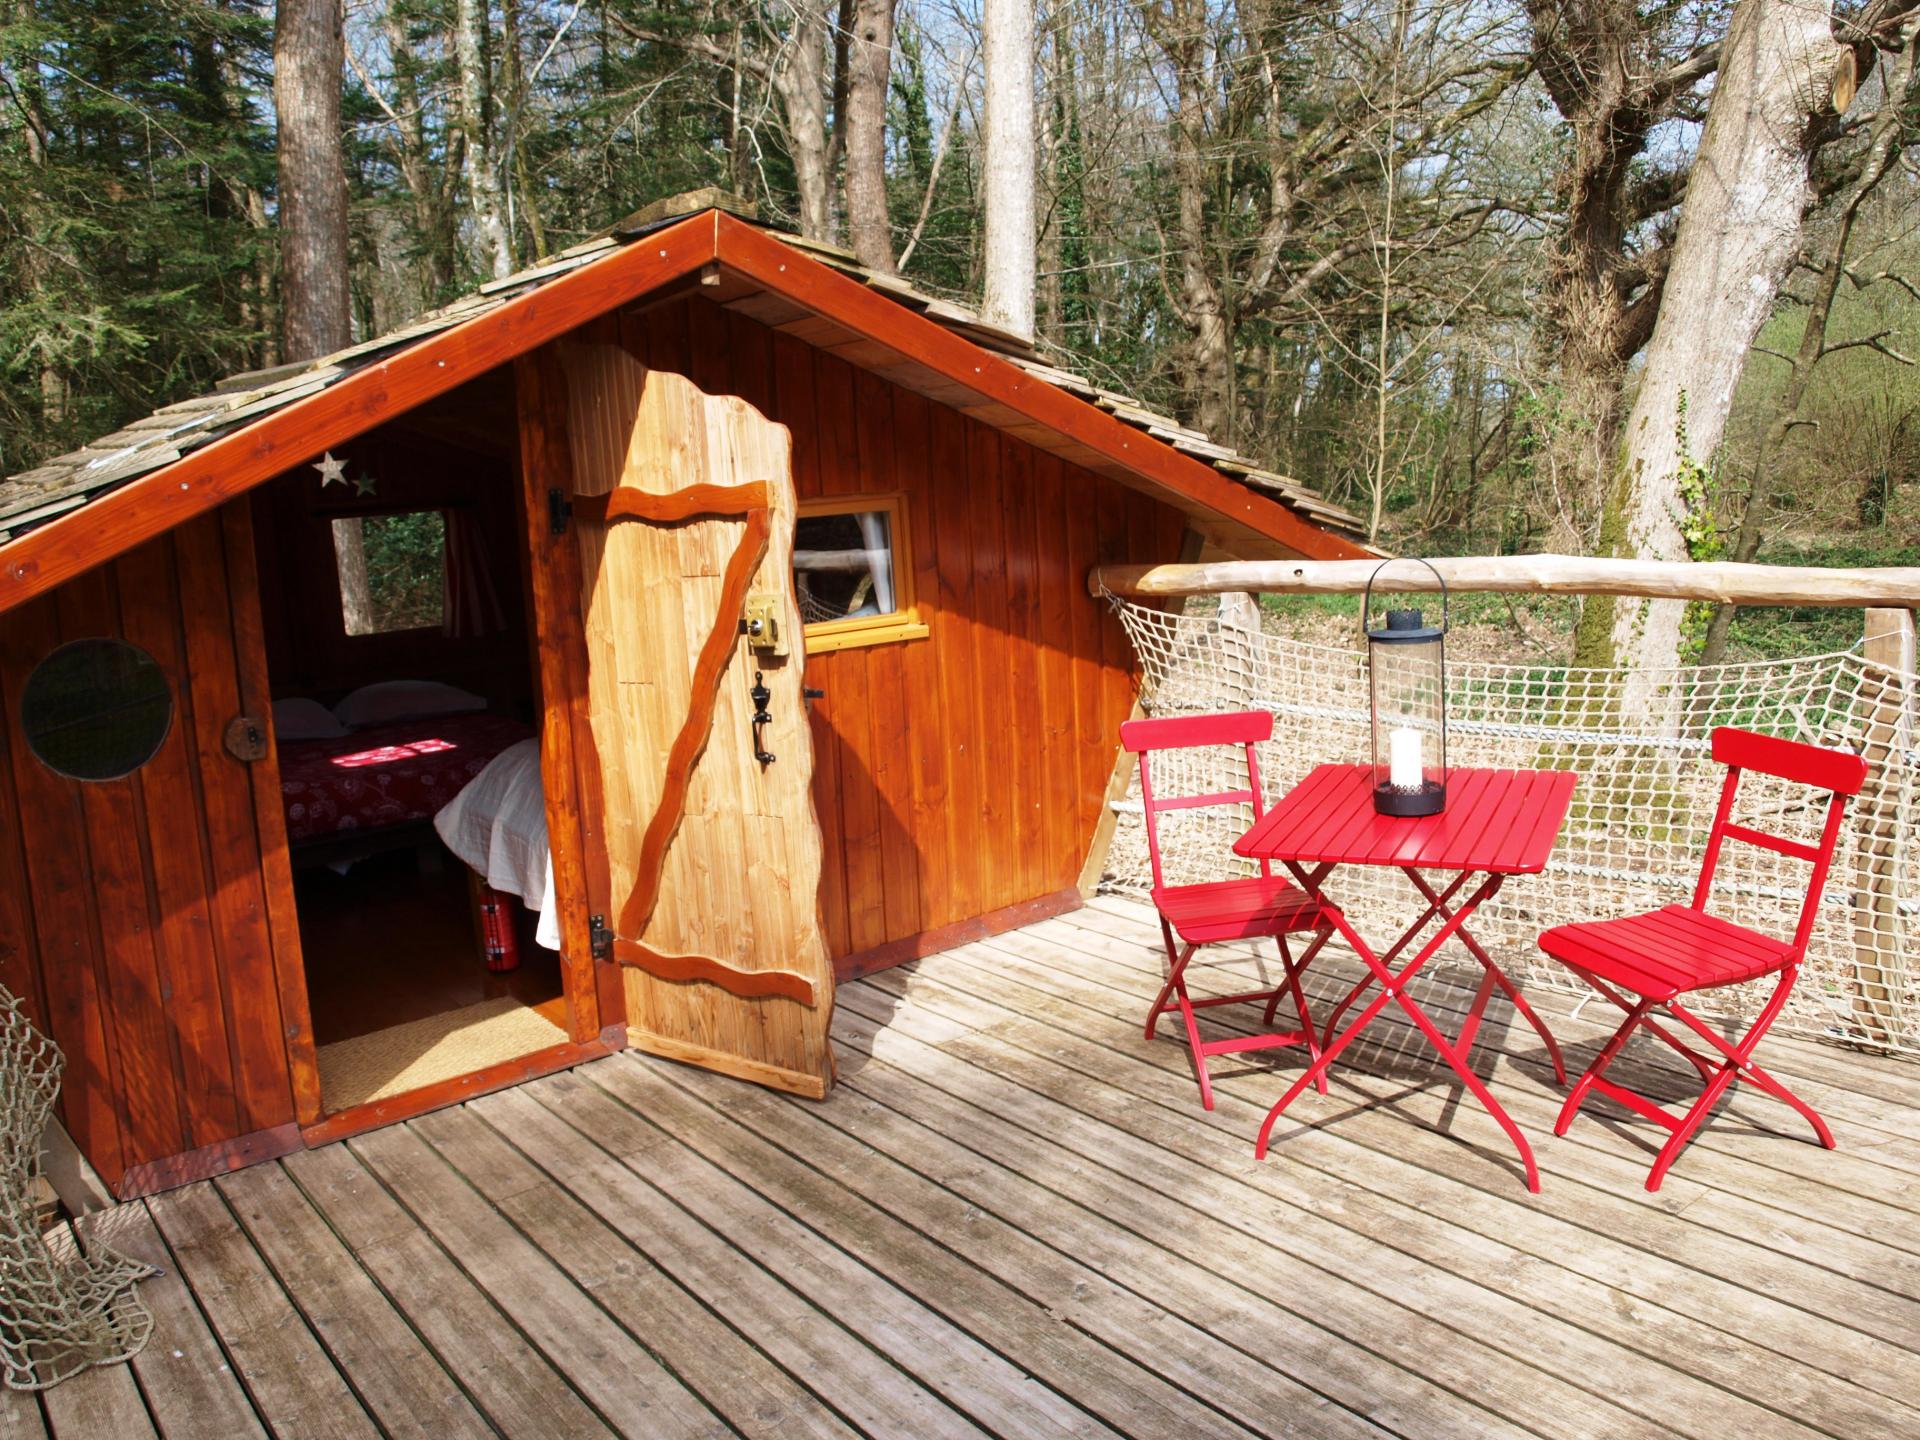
[{"x1": 20, "y1": 638, "x2": 174, "y2": 782}]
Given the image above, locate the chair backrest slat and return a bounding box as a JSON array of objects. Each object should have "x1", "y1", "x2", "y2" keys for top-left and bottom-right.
[
  {"x1": 1121, "y1": 710, "x2": 1273, "y2": 753},
  {"x1": 1711, "y1": 726, "x2": 1867, "y2": 795},
  {"x1": 1150, "y1": 788, "x2": 1257, "y2": 814},
  {"x1": 1125, "y1": 710, "x2": 1272, "y2": 890},
  {"x1": 1719, "y1": 823, "x2": 1821, "y2": 864},
  {"x1": 1692, "y1": 726, "x2": 1866, "y2": 956}
]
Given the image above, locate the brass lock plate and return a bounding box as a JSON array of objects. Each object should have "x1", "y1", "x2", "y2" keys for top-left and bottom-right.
[{"x1": 742, "y1": 595, "x2": 786, "y2": 655}]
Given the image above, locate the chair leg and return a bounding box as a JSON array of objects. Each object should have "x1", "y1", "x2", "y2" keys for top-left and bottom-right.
[
  {"x1": 1145, "y1": 936, "x2": 1219, "y2": 1108},
  {"x1": 1666, "y1": 993, "x2": 1836, "y2": 1151},
  {"x1": 1146, "y1": 935, "x2": 1196, "y2": 1041},
  {"x1": 1260, "y1": 930, "x2": 1329, "y2": 1096},
  {"x1": 1556, "y1": 965, "x2": 1836, "y2": 1190},
  {"x1": 1646, "y1": 1062, "x2": 1741, "y2": 1192},
  {"x1": 1733, "y1": 1056, "x2": 1836, "y2": 1149},
  {"x1": 1556, "y1": 997, "x2": 1655, "y2": 1137},
  {"x1": 1172, "y1": 965, "x2": 1217, "y2": 1110}
]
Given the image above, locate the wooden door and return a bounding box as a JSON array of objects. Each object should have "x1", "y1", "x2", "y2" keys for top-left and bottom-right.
[{"x1": 559, "y1": 342, "x2": 834, "y2": 1098}]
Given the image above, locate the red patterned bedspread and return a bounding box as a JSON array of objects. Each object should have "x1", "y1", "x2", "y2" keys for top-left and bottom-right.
[{"x1": 280, "y1": 713, "x2": 534, "y2": 845}]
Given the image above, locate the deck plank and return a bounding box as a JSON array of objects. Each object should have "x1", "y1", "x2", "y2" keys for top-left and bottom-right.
[
  {"x1": 519, "y1": 1069, "x2": 1116, "y2": 1440},
  {"x1": 416, "y1": 1105, "x2": 860, "y2": 1440},
  {"x1": 943, "y1": 926, "x2": 1920, "y2": 1385},
  {"x1": 833, "y1": 982, "x2": 1912, "y2": 1438},
  {"x1": 144, "y1": 1183, "x2": 376, "y2": 1439},
  {"x1": 818, "y1": 996, "x2": 1800, "y2": 1440},
  {"x1": 283, "y1": 1140, "x2": 616, "y2": 1439},
  {"x1": 215, "y1": 1161, "x2": 493, "y2": 1439},
  {"x1": 37, "y1": 897, "x2": 1920, "y2": 1440},
  {"x1": 1038, "y1": 909, "x2": 1920, "y2": 1233},
  {"x1": 1028, "y1": 911, "x2": 1920, "y2": 1287},
  {"x1": 347, "y1": 1122, "x2": 730, "y2": 1440},
  {"x1": 479, "y1": 1079, "x2": 993, "y2": 1440},
  {"x1": 73, "y1": 1202, "x2": 264, "y2": 1439},
  {"x1": 35, "y1": 1363, "x2": 153, "y2": 1440},
  {"x1": 0, "y1": 1393, "x2": 45, "y2": 1440},
  {"x1": 1085, "y1": 895, "x2": 1920, "y2": 1136},
  {"x1": 406, "y1": 1103, "x2": 861, "y2": 1440},
  {"x1": 863, "y1": 927, "x2": 1920, "y2": 1422},
  {"x1": 586, "y1": 1054, "x2": 1364, "y2": 1440}
]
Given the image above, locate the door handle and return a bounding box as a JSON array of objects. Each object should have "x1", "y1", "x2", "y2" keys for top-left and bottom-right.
[
  {"x1": 750, "y1": 671, "x2": 775, "y2": 765},
  {"x1": 804, "y1": 687, "x2": 825, "y2": 701}
]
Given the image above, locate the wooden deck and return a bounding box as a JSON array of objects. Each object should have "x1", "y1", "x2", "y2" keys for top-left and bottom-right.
[{"x1": 8, "y1": 894, "x2": 1920, "y2": 1438}]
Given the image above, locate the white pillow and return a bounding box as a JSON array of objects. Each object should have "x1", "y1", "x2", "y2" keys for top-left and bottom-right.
[
  {"x1": 273, "y1": 698, "x2": 349, "y2": 741},
  {"x1": 333, "y1": 680, "x2": 488, "y2": 729}
]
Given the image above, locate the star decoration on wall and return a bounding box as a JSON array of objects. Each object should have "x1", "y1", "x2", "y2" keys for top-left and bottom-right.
[
  {"x1": 313, "y1": 451, "x2": 347, "y2": 488},
  {"x1": 353, "y1": 472, "x2": 379, "y2": 498}
]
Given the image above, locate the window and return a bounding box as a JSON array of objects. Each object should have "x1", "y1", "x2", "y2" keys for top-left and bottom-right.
[
  {"x1": 793, "y1": 495, "x2": 928, "y2": 654},
  {"x1": 20, "y1": 638, "x2": 173, "y2": 782},
  {"x1": 333, "y1": 510, "x2": 446, "y2": 636}
]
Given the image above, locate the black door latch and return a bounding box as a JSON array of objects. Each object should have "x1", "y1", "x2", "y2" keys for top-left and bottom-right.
[{"x1": 750, "y1": 671, "x2": 775, "y2": 765}]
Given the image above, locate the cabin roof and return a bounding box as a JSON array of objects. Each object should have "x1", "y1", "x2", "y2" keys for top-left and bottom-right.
[{"x1": 0, "y1": 196, "x2": 1369, "y2": 611}]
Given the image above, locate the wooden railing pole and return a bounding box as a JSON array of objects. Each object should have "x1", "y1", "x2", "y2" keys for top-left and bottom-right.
[
  {"x1": 1852, "y1": 607, "x2": 1915, "y2": 1048},
  {"x1": 1091, "y1": 555, "x2": 1920, "y2": 607}
]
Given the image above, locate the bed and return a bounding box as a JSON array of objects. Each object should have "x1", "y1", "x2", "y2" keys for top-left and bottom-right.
[
  {"x1": 279, "y1": 712, "x2": 534, "y2": 848},
  {"x1": 432, "y1": 737, "x2": 560, "y2": 950}
]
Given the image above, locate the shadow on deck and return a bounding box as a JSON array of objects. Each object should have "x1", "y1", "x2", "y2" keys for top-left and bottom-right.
[{"x1": 9, "y1": 895, "x2": 1919, "y2": 1438}]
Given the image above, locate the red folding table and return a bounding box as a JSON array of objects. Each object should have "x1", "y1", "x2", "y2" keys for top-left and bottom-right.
[{"x1": 1235, "y1": 764, "x2": 1578, "y2": 1191}]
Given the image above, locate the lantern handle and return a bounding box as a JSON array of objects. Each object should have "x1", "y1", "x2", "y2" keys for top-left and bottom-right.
[{"x1": 1362, "y1": 557, "x2": 1448, "y2": 638}]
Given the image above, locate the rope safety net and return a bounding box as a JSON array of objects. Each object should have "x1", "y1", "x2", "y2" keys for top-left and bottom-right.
[
  {"x1": 0, "y1": 986, "x2": 152, "y2": 1390},
  {"x1": 1107, "y1": 596, "x2": 1918, "y2": 1057}
]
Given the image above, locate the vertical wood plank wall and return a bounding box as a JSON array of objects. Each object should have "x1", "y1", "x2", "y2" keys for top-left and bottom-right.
[
  {"x1": 620, "y1": 297, "x2": 1187, "y2": 965},
  {"x1": 0, "y1": 505, "x2": 312, "y2": 1195}
]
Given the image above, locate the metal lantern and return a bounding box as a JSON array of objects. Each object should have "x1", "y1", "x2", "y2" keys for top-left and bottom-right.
[{"x1": 1364, "y1": 558, "x2": 1448, "y2": 817}]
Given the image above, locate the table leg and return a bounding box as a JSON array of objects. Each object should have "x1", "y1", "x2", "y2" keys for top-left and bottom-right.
[
  {"x1": 1315, "y1": 871, "x2": 1474, "y2": 1049},
  {"x1": 1255, "y1": 871, "x2": 1542, "y2": 1192},
  {"x1": 1403, "y1": 869, "x2": 1568, "y2": 1085}
]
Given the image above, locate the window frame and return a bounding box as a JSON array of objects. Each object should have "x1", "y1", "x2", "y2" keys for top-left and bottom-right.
[
  {"x1": 794, "y1": 492, "x2": 929, "y2": 655},
  {"x1": 328, "y1": 505, "x2": 450, "y2": 640}
]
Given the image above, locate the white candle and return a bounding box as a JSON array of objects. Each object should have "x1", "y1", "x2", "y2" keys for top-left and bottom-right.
[{"x1": 1388, "y1": 726, "x2": 1422, "y2": 790}]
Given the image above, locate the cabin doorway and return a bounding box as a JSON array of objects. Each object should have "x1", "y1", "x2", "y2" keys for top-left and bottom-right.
[{"x1": 251, "y1": 367, "x2": 573, "y2": 1120}]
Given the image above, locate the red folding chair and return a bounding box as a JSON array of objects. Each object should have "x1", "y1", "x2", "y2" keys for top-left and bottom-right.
[
  {"x1": 1120, "y1": 711, "x2": 1335, "y2": 1110},
  {"x1": 1538, "y1": 726, "x2": 1868, "y2": 1191}
]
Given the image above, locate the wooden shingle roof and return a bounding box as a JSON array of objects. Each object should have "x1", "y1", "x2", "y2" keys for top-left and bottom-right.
[{"x1": 0, "y1": 199, "x2": 1367, "y2": 607}]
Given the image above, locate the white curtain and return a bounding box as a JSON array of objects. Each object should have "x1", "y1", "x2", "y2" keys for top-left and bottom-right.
[{"x1": 856, "y1": 510, "x2": 894, "y2": 613}]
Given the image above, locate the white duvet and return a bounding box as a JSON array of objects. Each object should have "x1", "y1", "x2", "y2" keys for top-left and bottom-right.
[{"x1": 433, "y1": 738, "x2": 560, "y2": 950}]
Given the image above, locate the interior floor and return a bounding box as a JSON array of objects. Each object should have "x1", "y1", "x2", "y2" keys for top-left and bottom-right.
[
  {"x1": 295, "y1": 845, "x2": 568, "y2": 1112},
  {"x1": 296, "y1": 846, "x2": 565, "y2": 1036}
]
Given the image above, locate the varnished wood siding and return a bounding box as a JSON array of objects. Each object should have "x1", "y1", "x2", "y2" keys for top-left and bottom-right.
[
  {"x1": 0, "y1": 506, "x2": 314, "y2": 1193},
  {"x1": 619, "y1": 297, "x2": 1186, "y2": 961}
]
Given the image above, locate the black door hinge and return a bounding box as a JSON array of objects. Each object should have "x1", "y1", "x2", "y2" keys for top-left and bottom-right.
[
  {"x1": 589, "y1": 914, "x2": 612, "y2": 961},
  {"x1": 548, "y1": 488, "x2": 573, "y2": 537}
]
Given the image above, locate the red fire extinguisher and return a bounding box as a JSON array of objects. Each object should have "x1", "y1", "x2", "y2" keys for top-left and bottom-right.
[{"x1": 477, "y1": 885, "x2": 521, "y2": 972}]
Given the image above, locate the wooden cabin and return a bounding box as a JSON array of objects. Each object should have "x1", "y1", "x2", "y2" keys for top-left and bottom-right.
[{"x1": 0, "y1": 194, "x2": 1366, "y2": 1199}]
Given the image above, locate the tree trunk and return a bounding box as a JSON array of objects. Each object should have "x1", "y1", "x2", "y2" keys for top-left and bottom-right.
[
  {"x1": 1697, "y1": 10, "x2": 1920, "y2": 667},
  {"x1": 381, "y1": 7, "x2": 457, "y2": 305},
  {"x1": 1602, "y1": 0, "x2": 1851, "y2": 681},
  {"x1": 1036, "y1": 31, "x2": 1065, "y2": 343},
  {"x1": 275, "y1": 0, "x2": 351, "y2": 361},
  {"x1": 981, "y1": 0, "x2": 1035, "y2": 336},
  {"x1": 775, "y1": 0, "x2": 834, "y2": 242},
  {"x1": 453, "y1": 0, "x2": 513, "y2": 281},
  {"x1": 330, "y1": 518, "x2": 375, "y2": 635},
  {"x1": 1158, "y1": 0, "x2": 1233, "y2": 440},
  {"x1": 1525, "y1": 3, "x2": 1713, "y2": 557},
  {"x1": 843, "y1": 0, "x2": 896, "y2": 272}
]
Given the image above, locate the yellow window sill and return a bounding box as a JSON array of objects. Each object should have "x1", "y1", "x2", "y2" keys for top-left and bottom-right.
[{"x1": 803, "y1": 617, "x2": 931, "y2": 655}]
